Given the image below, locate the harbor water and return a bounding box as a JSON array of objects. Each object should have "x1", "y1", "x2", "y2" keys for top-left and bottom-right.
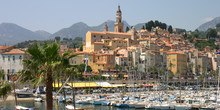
[
  {"x1": 2, "y1": 100, "x2": 145, "y2": 110},
  {"x1": 2, "y1": 100, "x2": 201, "y2": 110}
]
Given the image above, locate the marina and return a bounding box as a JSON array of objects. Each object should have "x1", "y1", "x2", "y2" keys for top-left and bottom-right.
[{"x1": 2, "y1": 88, "x2": 220, "y2": 110}]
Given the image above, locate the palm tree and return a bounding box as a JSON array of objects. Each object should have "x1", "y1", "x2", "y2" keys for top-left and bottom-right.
[
  {"x1": 197, "y1": 65, "x2": 201, "y2": 76},
  {"x1": 150, "y1": 66, "x2": 158, "y2": 79},
  {"x1": 76, "y1": 64, "x2": 92, "y2": 81},
  {"x1": 134, "y1": 67, "x2": 138, "y2": 80},
  {"x1": 21, "y1": 42, "x2": 76, "y2": 110},
  {"x1": 0, "y1": 71, "x2": 11, "y2": 109},
  {"x1": 114, "y1": 64, "x2": 120, "y2": 78}
]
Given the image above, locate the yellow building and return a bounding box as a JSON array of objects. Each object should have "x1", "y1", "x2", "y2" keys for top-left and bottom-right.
[
  {"x1": 167, "y1": 52, "x2": 187, "y2": 74},
  {"x1": 87, "y1": 52, "x2": 115, "y2": 73},
  {"x1": 83, "y1": 5, "x2": 137, "y2": 52},
  {"x1": 69, "y1": 51, "x2": 86, "y2": 65}
]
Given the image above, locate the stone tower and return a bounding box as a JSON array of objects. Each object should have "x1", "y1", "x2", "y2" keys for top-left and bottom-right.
[
  {"x1": 104, "y1": 24, "x2": 108, "y2": 32},
  {"x1": 131, "y1": 26, "x2": 136, "y2": 40},
  {"x1": 114, "y1": 5, "x2": 124, "y2": 33}
]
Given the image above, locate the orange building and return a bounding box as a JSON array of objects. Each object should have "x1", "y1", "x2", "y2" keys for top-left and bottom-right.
[
  {"x1": 167, "y1": 52, "x2": 187, "y2": 74},
  {"x1": 88, "y1": 52, "x2": 115, "y2": 73}
]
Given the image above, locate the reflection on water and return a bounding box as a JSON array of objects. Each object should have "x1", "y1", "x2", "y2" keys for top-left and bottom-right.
[{"x1": 2, "y1": 101, "x2": 143, "y2": 110}]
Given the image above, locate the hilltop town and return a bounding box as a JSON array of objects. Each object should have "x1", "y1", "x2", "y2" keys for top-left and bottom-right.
[{"x1": 0, "y1": 5, "x2": 220, "y2": 81}]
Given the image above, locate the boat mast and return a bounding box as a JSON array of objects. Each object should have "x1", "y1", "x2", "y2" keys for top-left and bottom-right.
[{"x1": 217, "y1": 66, "x2": 220, "y2": 104}]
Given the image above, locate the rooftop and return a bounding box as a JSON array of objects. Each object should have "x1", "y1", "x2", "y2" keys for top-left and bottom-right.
[
  {"x1": 88, "y1": 31, "x2": 131, "y2": 36},
  {"x1": 2, "y1": 49, "x2": 25, "y2": 55}
]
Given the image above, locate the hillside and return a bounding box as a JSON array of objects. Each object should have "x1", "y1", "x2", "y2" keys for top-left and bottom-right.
[
  {"x1": 0, "y1": 23, "x2": 48, "y2": 45},
  {"x1": 197, "y1": 17, "x2": 220, "y2": 31},
  {"x1": 35, "y1": 30, "x2": 51, "y2": 39}
]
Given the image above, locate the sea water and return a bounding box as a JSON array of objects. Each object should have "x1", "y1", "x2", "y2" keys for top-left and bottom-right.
[{"x1": 2, "y1": 101, "x2": 144, "y2": 110}]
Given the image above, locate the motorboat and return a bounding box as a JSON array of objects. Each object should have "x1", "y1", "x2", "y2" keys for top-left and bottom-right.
[
  {"x1": 34, "y1": 95, "x2": 44, "y2": 102},
  {"x1": 16, "y1": 105, "x2": 33, "y2": 110}
]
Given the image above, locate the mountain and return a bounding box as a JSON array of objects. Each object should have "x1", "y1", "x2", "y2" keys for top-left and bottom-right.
[
  {"x1": 0, "y1": 23, "x2": 47, "y2": 45},
  {"x1": 197, "y1": 17, "x2": 220, "y2": 31},
  {"x1": 51, "y1": 22, "x2": 90, "y2": 39},
  {"x1": 0, "y1": 21, "x2": 147, "y2": 45},
  {"x1": 50, "y1": 20, "x2": 145, "y2": 39},
  {"x1": 35, "y1": 30, "x2": 51, "y2": 39}
]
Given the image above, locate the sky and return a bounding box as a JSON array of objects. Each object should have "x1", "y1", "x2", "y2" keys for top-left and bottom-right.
[{"x1": 0, "y1": 0, "x2": 220, "y2": 33}]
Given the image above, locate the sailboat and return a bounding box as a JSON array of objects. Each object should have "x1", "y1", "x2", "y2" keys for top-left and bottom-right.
[
  {"x1": 13, "y1": 75, "x2": 34, "y2": 110},
  {"x1": 34, "y1": 86, "x2": 44, "y2": 102}
]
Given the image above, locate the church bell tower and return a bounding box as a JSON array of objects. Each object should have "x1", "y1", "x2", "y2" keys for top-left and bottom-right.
[{"x1": 114, "y1": 5, "x2": 124, "y2": 33}]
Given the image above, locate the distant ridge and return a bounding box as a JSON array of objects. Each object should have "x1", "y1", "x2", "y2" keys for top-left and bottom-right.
[
  {"x1": 197, "y1": 16, "x2": 220, "y2": 31},
  {"x1": 0, "y1": 23, "x2": 49, "y2": 45},
  {"x1": 50, "y1": 20, "x2": 145, "y2": 39},
  {"x1": 0, "y1": 21, "x2": 147, "y2": 45},
  {"x1": 35, "y1": 30, "x2": 51, "y2": 39}
]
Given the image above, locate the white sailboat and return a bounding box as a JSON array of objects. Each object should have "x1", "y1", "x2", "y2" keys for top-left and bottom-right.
[{"x1": 34, "y1": 86, "x2": 44, "y2": 102}]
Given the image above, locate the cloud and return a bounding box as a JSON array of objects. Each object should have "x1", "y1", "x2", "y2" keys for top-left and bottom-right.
[{"x1": 201, "y1": 17, "x2": 214, "y2": 22}]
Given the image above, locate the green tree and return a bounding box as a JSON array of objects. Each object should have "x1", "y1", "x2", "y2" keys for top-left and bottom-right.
[
  {"x1": 126, "y1": 26, "x2": 130, "y2": 32},
  {"x1": 183, "y1": 33, "x2": 187, "y2": 39},
  {"x1": 0, "y1": 71, "x2": 12, "y2": 109},
  {"x1": 55, "y1": 36, "x2": 61, "y2": 41},
  {"x1": 216, "y1": 23, "x2": 220, "y2": 28},
  {"x1": 80, "y1": 45, "x2": 83, "y2": 51},
  {"x1": 168, "y1": 25, "x2": 173, "y2": 33},
  {"x1": 196, "y1": 65, "x2": 201, "y2": 76},
  {"x1": 193, "y1": 33, "x2": 199, "y2": 38},
  {"x1": 206, "y1": 29, "x2": 217, "y2": 39},
  {"x1": 77, "y1": 64, "x2": 92, "y2": 80},
  {"x1": 21, "y1": 42, "x2": 75, "y2": 110}
]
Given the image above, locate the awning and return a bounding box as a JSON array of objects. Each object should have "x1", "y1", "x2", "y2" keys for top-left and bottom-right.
[
  {"x1": 67, "y1": 82, "x2": 100, "y2": 88},
  {"x1": 96, "y1": 82, "x2": 118, "y2": 88},
  {"x1": 53, "y1": 83, "x2": 63, "y2": 88},
  {"x1": 124, "y1": 75, "x2": 128, "y2": 78}
]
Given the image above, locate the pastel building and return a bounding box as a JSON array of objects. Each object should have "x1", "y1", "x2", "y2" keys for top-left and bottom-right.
[
  {"x1": 0, "y1": 48, "x2": 25, "y2": 81},
  {"x1": 83, "y1": 5, "x2": 137, "y2": 52},
  {"x1": 167, "y1": 52, "x2": 187, "y2": 74}
]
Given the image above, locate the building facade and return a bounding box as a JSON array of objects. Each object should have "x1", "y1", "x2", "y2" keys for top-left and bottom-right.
[{"x1": 0, "y1": 48, "x2": 25, "y2": 81}]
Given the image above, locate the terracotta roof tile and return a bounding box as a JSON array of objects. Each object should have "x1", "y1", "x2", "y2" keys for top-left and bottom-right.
[
  {"x1": 167, "y1": 52, "x2": 185, "y2": 55},
  {"x1": 0, "y1": 45, "x2": 14, "y2": 50},
  {"x1": 2, "y1": 49, "x2": 25, "y2": 55},
  {"x1": 88, "y1": 31, "x2": 131, "y2": 36}
]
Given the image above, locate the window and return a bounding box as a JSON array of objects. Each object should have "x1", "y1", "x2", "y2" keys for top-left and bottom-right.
[
  {"x1": 19, "y1": 56, "x2": 22, "y2": 60},
  {"x1": 75, "y1": 61, "x2": 76, "y2": 64},
  {"x1": 3, "y1": 56, "x2": 5, "y2": 61},
  {"x1": 8, "y1": 56, "x2": 10, "y2": 61},
  {"x1": 7, "y1": 69, "x2": 10, "y2": 74},
  {"x1": 119, "y1": 41, "x2": 121, "y2": 43},
  {"x1": 13, "y1": 56, "x2": 15, "y2": 61},
  {"x1": 93, "y1": 35, "x2": 96, "y2": 38},
  {"x1": 101, "y1": 36, "x2": 103, "y2": 38}
]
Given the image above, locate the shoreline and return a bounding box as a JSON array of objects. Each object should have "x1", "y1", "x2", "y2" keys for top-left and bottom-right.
[
  {"x1": 0, "y1": 90, "x2": 196, "y2": 102},
  {"x1": 0, "y1": 95, "x2": 34, "y2": 102}
]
